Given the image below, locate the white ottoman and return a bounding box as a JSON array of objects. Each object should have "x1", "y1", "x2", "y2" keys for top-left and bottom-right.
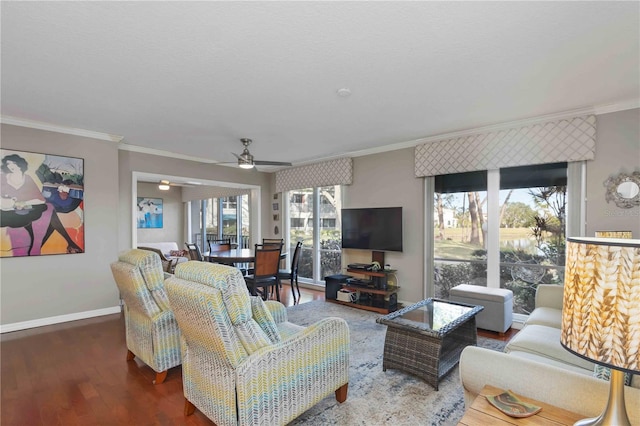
[{"x1": 450, "y1": 284, "x2": 513, "y2": 334}]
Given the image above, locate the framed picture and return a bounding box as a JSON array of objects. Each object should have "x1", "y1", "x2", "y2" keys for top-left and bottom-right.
[
  {"x1": 273, "y1": 193, "x2": 278, "y2": 200},
  {"x1": 273, "y1": 214, "x2": 279, "y2": 221},
  {"x1": 272, "y1": 202, "x2": 279, "y2": 211},
  {"x1": 137, "y1": 197, "x2": 163, "y2": 228},
  {"x1": 1, "y1": 149, "x2": 85, "y2": 257}
]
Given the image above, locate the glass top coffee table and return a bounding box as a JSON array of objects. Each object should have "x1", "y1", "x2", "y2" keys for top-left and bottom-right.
[{"x1": 376, "y1": 298, "x2": 483, "y2": 390}]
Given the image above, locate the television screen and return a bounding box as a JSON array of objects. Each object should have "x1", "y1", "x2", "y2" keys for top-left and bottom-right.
[{"x1": 341, "y1": 207, "x2": 403, "y2": 252}]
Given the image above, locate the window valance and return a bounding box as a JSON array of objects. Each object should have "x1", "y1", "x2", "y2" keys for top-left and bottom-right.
[
  {"x1": 414, "y1": 115, "x2": 596, "y2": 177},
  {"x1": 275, "y1": 158, "x2": 353, "y2": 192}
]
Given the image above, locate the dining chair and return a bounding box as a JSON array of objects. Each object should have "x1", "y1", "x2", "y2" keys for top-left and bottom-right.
[
  {"x1": 262, "y1": 238, "x2": 284, "y2": 247},
  {"x1": 244, "y1": 243, "x2": 282, "y2": 301},
  {"x1": 279, "y1": 241, "x2": 303, "y2": 304},
  {"x1": 262, "y1": 238, "x2": 285, "y2": 279},
  {"x1": 184, "y1": 242, "x2": 203, "y2": 261},
  {"x1": 208, "y1": 238, "x2": 231, "y2": 251}
]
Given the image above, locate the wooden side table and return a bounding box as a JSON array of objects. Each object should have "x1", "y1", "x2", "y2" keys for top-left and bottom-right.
[{"x1": 457, "y1": 385, "x2": 583, "y2": 425}]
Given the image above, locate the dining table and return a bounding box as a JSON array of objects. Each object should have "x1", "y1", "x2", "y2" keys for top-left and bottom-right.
[{"x1": 204, "y1": 248, "x2": 287, "y2": 264}]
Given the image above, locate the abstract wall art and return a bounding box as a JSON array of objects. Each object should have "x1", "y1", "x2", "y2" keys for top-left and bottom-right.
[
  {"x1": 0, "y1": 149, "x2": 85, "y2": 257},
  {"x1": 137, "y1": 197, "x2": 163, "y2": 229}
]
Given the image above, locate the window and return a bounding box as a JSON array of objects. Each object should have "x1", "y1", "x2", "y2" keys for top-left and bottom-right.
[
  {"x1": 192, "y1": 195, "x2": 250, "y2": 250},
  {"x1": 287, "y1": 185, "x2": 342, "y2": 284},
  {"x1": 432, "y1": 163, "x2": 567, "y2": 315}
]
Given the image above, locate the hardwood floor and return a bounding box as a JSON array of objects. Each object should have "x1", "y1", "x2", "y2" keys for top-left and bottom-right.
[{"x1": 0, "y1": 284, "x2": 513, "y2": 425}]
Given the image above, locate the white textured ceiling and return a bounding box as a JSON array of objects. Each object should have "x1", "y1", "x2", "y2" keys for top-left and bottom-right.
[{"x1": 2, "y1": 2, "x2": 639, "y2": 169}]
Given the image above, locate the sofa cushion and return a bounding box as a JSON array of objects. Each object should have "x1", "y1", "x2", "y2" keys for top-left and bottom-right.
[
  {"x1": 505, "y1": 324, "x2": 595, "y2": 371},
  {"x1": 525, "y1": 307, "x2": 562, "y2": 329},
  {"x1": 507, "y1": 350, "x2": 594, "y2": 376}
]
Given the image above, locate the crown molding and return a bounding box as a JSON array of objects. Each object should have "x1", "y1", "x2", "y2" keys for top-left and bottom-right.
[
  {"x1": 309, "y1": 98, "x2": 640, "y2": 165},
  {"x1": 0, "y1": 116, "x2": 123, "y2": 142},
  {"x1": 118, "y1": 143, "x2": 226, "y2": 165},
  {"x1": 3, "y1": 98, "x2": 637, "y2": 165}
]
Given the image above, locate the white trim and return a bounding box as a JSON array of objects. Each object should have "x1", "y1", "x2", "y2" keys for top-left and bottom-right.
[
  {"x1": 424, "y1": 177, "x2": 435, "y2": 299},
  {"x1": 0, "y1": 115, "x2": 123, "y2": 142},
  {"x1": 487, "y1": 170, "x2": 500, "y2": 288},
  {"x1": 0, "y1": 306, "x2": 121, "y2": 333},
  {"x1": 119, "y1": 143, "x2": 230, "y2": 165}
]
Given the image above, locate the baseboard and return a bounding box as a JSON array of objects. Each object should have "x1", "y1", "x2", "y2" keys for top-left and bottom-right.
[{"x1": 0, "y1": 306, "x2": 122, "y2": 334}]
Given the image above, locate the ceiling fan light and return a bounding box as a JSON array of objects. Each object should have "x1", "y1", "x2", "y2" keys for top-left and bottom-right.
[{"x1": 238, "y1": 154, "x2": 254, "y2": 169}]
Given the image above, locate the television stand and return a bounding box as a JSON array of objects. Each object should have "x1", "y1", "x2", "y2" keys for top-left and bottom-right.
[{"x1": 325, "y1": 265, "x2": 398, "y2": 314}]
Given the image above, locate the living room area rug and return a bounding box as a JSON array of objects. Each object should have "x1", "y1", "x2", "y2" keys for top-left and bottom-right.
[{"x1": 285, "y1": 300, "x2": 506, "y2": 426}]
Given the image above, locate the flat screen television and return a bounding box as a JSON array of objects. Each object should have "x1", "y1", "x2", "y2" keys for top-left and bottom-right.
[{"x1": 341, "y1": 207, "x2": 403, "y2": 252}]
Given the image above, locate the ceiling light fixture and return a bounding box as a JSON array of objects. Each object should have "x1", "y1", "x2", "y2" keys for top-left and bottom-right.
[
  {"x1": 158, "y1": 180, "x2": 171, "y2": 190},
  {"x1": 238, "y1": 162, "x2": 255, "y2": 169},
  {"x1": 337, "y1": 88, "x2": 352, "y2": 97}
]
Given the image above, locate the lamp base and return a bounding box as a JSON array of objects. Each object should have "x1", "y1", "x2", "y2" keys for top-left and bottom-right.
[{"x1": 574, "y1": 369, "x2": 630, "y2": 426}]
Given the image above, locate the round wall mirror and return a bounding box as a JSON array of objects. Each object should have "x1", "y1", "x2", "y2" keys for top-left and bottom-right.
[
  {"x1": 604, "y1": 171, "x2": 640, "y2": 209},
  {"x1": 617, "y1": 181, "x2": 639, "y2": 199}
]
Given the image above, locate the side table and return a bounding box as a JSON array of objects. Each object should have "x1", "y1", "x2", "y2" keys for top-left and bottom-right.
[{"x1": 457, "y1": 385, "x2": 583, "y2": 425}]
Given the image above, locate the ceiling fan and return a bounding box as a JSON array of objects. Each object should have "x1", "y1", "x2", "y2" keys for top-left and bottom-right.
[{"x1": 232, "y1": 138, "x2": 292, "y2": 169}]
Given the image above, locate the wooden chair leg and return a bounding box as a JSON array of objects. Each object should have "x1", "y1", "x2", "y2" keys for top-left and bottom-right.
[
  {"x1": 126, "y1": 349, "x2": 135, "y2": 361},
  {"x1": 184, "y1": 399, "x2": 196, "y2": 416},
  {"x1": 291, "y1": 279, "x2": 297, "y2": 304},
  {"x1": 153, "y1": 370, "x2": 168, "y2": 385},
  {"x1": 335, "y1": 383, "x2": 348, "y2": 403}
]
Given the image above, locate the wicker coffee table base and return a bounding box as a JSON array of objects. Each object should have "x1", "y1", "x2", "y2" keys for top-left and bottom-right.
[{"x1": 382, "y1": 316, "x2": 478, "y2": 390}]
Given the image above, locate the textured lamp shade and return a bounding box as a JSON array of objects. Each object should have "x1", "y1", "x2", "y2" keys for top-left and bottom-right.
[{"x1": 561, "y1": 237, "x2": 640, "y2": 426}]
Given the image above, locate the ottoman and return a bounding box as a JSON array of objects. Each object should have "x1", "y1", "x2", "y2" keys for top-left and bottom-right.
[{"x1": 450, "y1": 284, "x2": 513, "y2": 334}]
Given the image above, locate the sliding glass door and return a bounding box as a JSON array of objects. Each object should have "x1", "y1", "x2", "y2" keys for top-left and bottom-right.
[
  {"x1": 432, "y1": 163, "x2": 567, "y2": 316},
  {"x1": 287, "y1": 185, "x2": 342, "y2": 284}
]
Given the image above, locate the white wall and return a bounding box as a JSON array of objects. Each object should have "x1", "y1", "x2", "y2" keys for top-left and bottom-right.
[
  {"x1": 0, "y1": 124, "x2": 121, "y2": 326},
  {"x1": 342, "y1": 148, "x2": 425, "y2": 303}
]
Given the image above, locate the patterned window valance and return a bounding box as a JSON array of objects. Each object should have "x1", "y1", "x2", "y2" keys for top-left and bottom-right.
[
  {"x1": 275, "y1": 158, "x2": 353, "y2": 192},
  {"x1": 414, "y1": 115, "x2": 596, "y2": 177}
]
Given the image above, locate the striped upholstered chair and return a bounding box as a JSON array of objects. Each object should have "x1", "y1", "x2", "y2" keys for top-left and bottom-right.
[
  {"x1": 110, "y1": 249, "x2": 182, "y2": 384},
  {"x1": 165, "y1": 261, "x2": 350, "y2": 426}
]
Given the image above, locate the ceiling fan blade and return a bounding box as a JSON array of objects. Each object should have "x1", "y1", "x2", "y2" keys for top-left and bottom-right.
[{"x1": 253, "y1": 160, "x2": 292, "y2": 166}]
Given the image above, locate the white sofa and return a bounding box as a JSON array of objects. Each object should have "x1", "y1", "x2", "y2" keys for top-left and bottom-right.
[
  {"x1": 137, "y1": 242, "x2": 190, "y2": 265},
  {"x1": 460, "y1": 284, "x2": 639, "y2": 424}
]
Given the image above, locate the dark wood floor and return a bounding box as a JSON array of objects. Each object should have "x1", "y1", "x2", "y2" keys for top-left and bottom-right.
[{"x1": 1, "y1": 284, "x2": 514, "y2": 425}]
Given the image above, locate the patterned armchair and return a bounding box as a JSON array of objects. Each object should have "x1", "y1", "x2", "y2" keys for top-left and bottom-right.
[
  {"x1": 165, "y1": 261, "x2": 350, "y2": 426},
  {"x1": 110, "y1": 249, "x2": 182, "y2": 384}
]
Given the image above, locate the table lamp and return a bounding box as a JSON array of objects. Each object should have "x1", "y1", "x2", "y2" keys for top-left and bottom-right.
[{"x1": 560, "y1": 237, "x2": 639, "y2": 426}]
